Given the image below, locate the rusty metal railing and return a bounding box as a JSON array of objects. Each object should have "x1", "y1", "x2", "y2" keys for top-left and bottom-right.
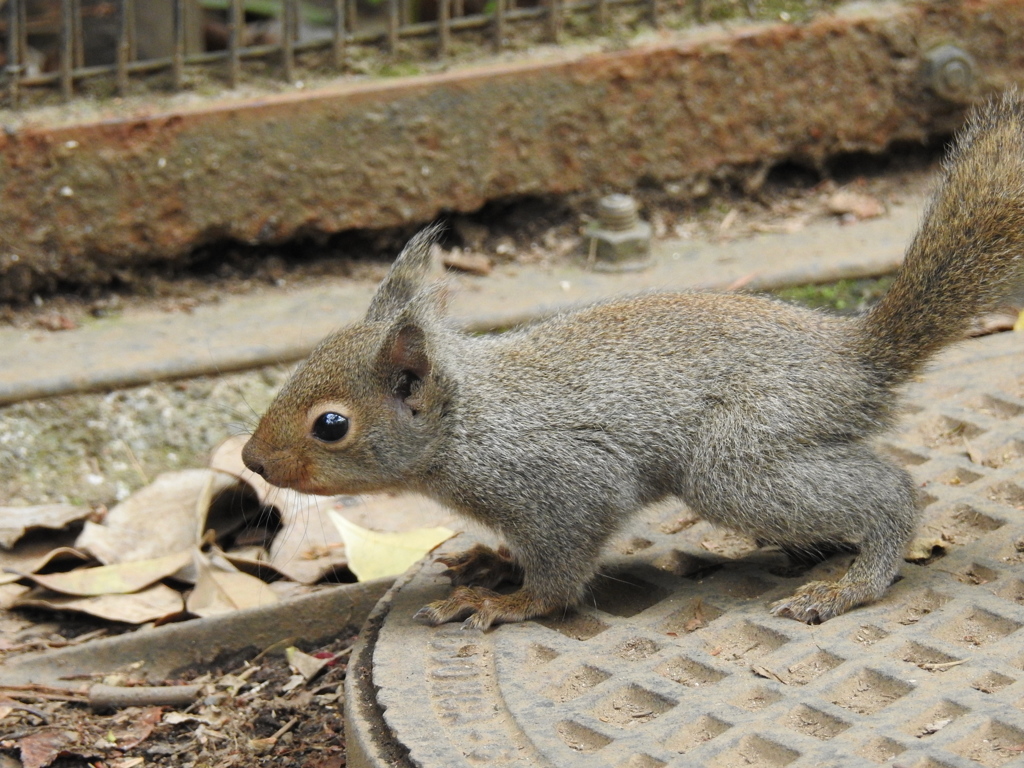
[{"x1": 0, "y1": 0, "x2": 727, "y2": 107}]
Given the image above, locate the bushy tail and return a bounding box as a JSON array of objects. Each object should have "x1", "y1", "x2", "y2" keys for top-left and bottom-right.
[{"x1": 861, "y1": 90, "x2": 1024, "y2": 386}]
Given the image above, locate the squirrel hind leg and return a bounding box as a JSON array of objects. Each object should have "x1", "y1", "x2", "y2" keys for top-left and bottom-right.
[
  {"x1": 770, "y1": 505, "x2": 912, "y2": 623},
  {"x1": 413, "y1": 585, "x2": 566, "y2": 630},
  {"x1": 435, "y1": 543, "x2": 524, "y2": 589}
]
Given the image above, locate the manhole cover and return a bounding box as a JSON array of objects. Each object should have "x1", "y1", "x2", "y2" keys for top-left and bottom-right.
[{"x1": 347, "y1": 331, "x2": 1024, "y2": 768}]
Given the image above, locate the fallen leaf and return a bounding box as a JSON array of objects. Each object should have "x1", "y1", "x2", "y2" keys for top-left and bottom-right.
[
  {"x1": 442, "y1": 248, "x2": 493, "y2": 276},
  {"x1": 919, "y1": 718, "x2": 952, "y2": 736},
  {"x1": 328, "y1": 511, "x2": 454, "y2": 581},
  {"x1": 0, "y1": 504, "x2": 90, "y2": 549},
  {"x1": 14, "y1": 583, "x2": 184, "y2": 624},
  {"x1": 17, "y1": 550, "x2": 193, "y2": 596},
  {"x1": 827, "y1": 190, "x2": 885, "y2": 220},
  {"x1": 185, "y1": 550, "x2": 278, "y2": 617},
  {"x1": 286, "y1": 646, "x2": 329, "y2": 681},
  {"x1": 266, "y1": 495, "x2": 349, "y2": 585},
  {"x1": 96, "y1": 707, "x2": 163, "y2": 751},
  {"x1": 905, "y1": 536, "x2": 947, "y2": 562},
  {"x1": 751, "y1": 665, "x2": 788, "y2": 684},
  {"x1": 76, "y1": 470, "x2": 237, "y2": 564},
  {"x1": 0, "y1": 545, "x2": 95, "y2": 589},
  {"x1": 18, "y1": 729, "x2": 68, "y2": 768}
]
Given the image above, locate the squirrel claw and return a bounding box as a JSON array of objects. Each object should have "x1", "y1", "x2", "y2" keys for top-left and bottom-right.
[
  {"x1": 770, "y1": 579, "x2": 875, "y2": 624},
  {"x1": 434, "y1": 544, "x2": 523, "y2": 589},
  {"x1": 415, "y1": 585, "x2": 556, "y2": 629}
]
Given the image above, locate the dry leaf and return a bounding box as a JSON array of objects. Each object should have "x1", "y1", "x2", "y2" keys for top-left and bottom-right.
[
  {"x1": 14, "y1": 583, "x2": 184, "y2": 624},
  {"x1": 286, "y1": 646, "x2": 328, "y2": 681},
  {"x1": 266, "y1": 495, "x2": 349, "y2": 585},
  {"x1": 442, "y1": 248, "x2": 493, "y2": 276},
  {"x1": 0, "y1": 504, "x2": 90, "y2": 549},
  {"x1": 328, "y1": 510, "x2": 454, "y2": 581},
  {"x1": 17, "y1": 549, "x2": 193, "y2": 596},
  {"x1": 0, "y1": 545, "x2": 92, "y2": 586},
  {"x1": 18, "y1": 728, "x2": 75, "y2": 768},
  {"x1": 905, "y1": 536, "x2": 947, "y2": 562},
  {"x1": 185, "y1": 550, "x2": 278, "y2": 617},
  {"x1": 750, "y1": 664, "x2": 788, "y2": 684},
  {"x1": 827, "y1": 190, "x2": 885, "y2": 220},
  {"x1": 77, "y1": 470, "x2": 236, "y2": 564}
]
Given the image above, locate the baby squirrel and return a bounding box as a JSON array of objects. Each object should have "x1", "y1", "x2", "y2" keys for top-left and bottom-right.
[{"x1": 244, "y1": 92, "x2": 1024, "y2": 629}]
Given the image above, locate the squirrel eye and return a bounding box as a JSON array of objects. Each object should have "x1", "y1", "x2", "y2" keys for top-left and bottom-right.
[{"x1": 311, "y1": 412, "x2": 350, "y2": 443}]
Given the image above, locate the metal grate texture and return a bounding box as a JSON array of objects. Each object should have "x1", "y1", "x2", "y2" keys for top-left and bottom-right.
[{"x1": 355, "y1": 328, "x2": 1024, "y2": 768}]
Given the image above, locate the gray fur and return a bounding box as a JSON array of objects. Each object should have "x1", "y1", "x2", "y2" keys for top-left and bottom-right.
[{"x1": 244, "y1": 91, "x2": 1024, "y2": 627}]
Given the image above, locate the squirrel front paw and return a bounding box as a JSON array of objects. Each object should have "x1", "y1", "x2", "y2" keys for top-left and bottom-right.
[
  {"x1": 413, "y1": 586, "x2": 558, "y2": 630},
  {"x1": 435, "y1": 544, "x2": 523, "y2": 589},
  {"x1": 770, "y1": 579, "x2": 876, "y2": 624}
]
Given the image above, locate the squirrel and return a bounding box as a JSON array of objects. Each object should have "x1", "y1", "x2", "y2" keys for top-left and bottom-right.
[{"x1": 243, "y1": 91, "x2": 1024, "y2": 629}]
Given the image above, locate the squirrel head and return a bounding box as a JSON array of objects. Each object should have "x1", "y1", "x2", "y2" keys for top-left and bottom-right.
[{"x1": 242, "y1": 226, "x2": 452, "y2": 495}]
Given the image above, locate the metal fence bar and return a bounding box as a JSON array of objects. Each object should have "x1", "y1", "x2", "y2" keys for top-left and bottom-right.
[
  {"x1": 493, "y1": 0, "x2": 505, "y2": 50},
  {"x1": 116, "y1": 0, "x2": 130, "y2": 95},
  {"x1": 173, "y1": 0, "x2": 186, "y2": 89},
  {"x1": 388, "y1": 0, "x2": 400, "y2": 53},
  {"x1": 59, "y1": 0, "x2": 74, "y2": 100},
  {"x1": 346, "y1": 0, "x2": 358, "y2": 45},
  {"x1": 333, "y1": 0, "x2": 346, "y2": 69},
  {"x1": 438, "y1": 0, "x2": 450, "y2": 58},
  {"x1": 2, "y1": 0, "x2": 675, "y2": 106},
  {"x1": 6, "y1": 0, "x2": 20, "y2": 108},
  {"x1": 282, "y1": 0, "x2": 296, "y2": 82},
  {"x1": 72, "y1": 0, "x2": 84, "y2": 67},
  {"x1": 548, "y1": 0, "x2": 561, "y2": 42},
  {"x1": 126, "y1": 0, "x2": 137, "y2": 60}
]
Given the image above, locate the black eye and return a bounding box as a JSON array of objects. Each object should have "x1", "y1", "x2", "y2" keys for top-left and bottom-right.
[{"x1": 312, "y1": 412, "x2": 349, "y2": 443}]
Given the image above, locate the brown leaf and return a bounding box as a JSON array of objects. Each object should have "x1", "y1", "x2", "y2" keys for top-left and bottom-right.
[
  {"x1": 17, "y1": 550, "x2": 192, "y2": 596},
  {"x1": 106, "y1": 707, "x2": 163, "y2": 751},
  {"x1": 76, "y1": 470, "x2": 236, "y2": 564},
  {"x1": 0, "y1": 504, "x2": 90, "y2": 549},
  {"x1": 0, "y1": 546, "x2": 92, "y2": 586},
  {"x1": 750, "y1": 664, "x2": 788, "y2": 684},
  {"x1": 18, "y1": 729, "x2": 85, "y2": 768},
  {"x1": 827, "y1": 190, "x2": 885, "y2": 220},
  {"x1": 286, "y1": 646, "x2": 329, "y2": 682},
  {"x1": 15, "y1": 583, "x2": 184, "y2": 624},
  {"x1": 185, "y1": 550, "x2": 278, "y2": 617},
  {"x1": 442, "y1": 248, "x2": 493, "y2": 276}
]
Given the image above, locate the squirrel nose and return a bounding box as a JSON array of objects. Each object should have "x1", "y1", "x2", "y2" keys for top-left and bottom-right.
[{"x1": 241, "y1": 440, "x2": 267, "y2": 478}]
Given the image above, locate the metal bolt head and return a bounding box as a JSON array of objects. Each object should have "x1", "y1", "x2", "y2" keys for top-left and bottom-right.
[
  {"x1": 924, "y1": 45, "x2": 976, "y2": 103},
  {"x1": 587, "y1": 194, "x2": 653, "y2": 272}
]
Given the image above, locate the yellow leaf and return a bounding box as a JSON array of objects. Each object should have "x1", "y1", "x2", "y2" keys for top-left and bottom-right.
[
  {"x1": 327, "y1": 510, "x2": 453, "y2": 581},
  {"x1": 20, "y1": 549, "x2": 193, "y2": 596},
  {"x1": 1014, "y1": 310, "x2": 1024, "y2": 332}
]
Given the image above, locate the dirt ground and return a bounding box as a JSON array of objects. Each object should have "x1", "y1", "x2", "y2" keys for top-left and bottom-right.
[{"x1": 0, "y1": 148, "x2": 942, "y2": 768}]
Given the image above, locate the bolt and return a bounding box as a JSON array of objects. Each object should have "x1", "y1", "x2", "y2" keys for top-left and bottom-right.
[
  {"x1": 586, "y1": 194, "x2": 653, "y2": 272},
  {"x1": 924, "y1": 45, "x2": 976, "y2": 103}
]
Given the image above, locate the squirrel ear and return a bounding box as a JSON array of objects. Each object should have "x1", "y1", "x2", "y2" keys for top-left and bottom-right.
[
  {"x1": 365, "y1": 223, "x2": 444, "y2": 323},
  {"x1": 382, "y1": 322, "x2": 431, "y2": 382}
]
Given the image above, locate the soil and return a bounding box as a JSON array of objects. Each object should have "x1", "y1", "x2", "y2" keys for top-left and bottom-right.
[{"x1": 1, "y1": 630, "x2": 357, "y2": 768}]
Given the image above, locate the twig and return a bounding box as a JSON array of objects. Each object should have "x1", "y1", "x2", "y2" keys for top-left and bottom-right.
[{"x1": 89, "y1": 683, "x2": 203, "y2": 710}]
